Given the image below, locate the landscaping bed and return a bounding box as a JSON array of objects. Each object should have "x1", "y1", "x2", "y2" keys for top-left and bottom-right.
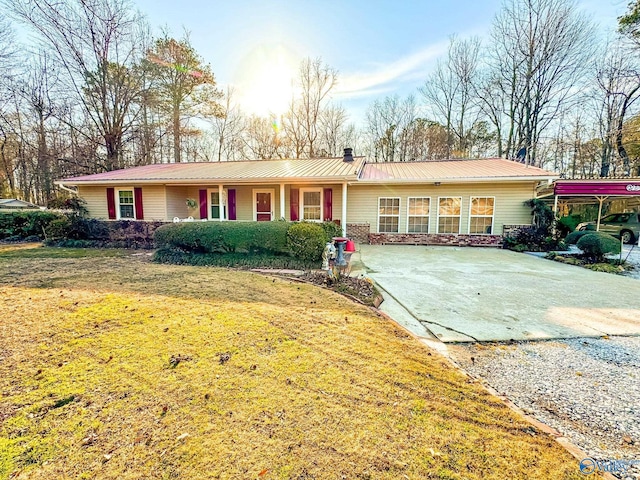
[
  {"x1": 297, "y1": 271, "x2": 382, "y2": 307},
  {"x1": 545, "y1": 251, "x2": 635, "y2": 275}
]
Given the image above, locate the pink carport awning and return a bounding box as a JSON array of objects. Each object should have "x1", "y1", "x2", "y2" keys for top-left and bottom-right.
[{"x1": 554, "y1": 180, "x2": 640, "y2": 196}]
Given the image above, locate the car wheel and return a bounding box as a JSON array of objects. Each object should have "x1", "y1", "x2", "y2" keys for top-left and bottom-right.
[{"x1": 621, "y1": 230, "x2": 635, "y2": 244}]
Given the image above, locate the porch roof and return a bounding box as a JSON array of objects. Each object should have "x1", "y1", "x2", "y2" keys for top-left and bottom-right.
[{"x1": 57, "y1": 157, "x2": 366, "y2": 186}]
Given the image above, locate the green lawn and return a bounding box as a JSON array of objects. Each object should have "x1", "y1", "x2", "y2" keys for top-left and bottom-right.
[{"x1": 0, "y1": 246, "x2": 590, "y2": 479}]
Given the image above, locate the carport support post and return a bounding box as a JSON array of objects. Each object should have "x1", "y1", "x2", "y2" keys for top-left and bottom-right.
[
  {"x1": 552, "y1": 195, "x2": 558, "y2": 236},
  {"x1": 595, "y1": 196, "x2": 608, "y2": 231}
]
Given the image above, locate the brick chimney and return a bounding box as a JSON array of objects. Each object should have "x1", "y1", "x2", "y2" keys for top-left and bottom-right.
[{"x1": 343, "y1": 148, "x2": 354, "y2": 162}]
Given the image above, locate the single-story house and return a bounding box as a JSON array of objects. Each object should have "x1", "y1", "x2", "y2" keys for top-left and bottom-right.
[{"x1": 56, "y1": 150, "x2": 557, "y2": 245}]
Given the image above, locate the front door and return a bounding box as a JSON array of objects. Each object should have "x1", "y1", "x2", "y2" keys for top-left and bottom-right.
[{"x1": 254, "y1": 190, "x2": 273, "y2": 221}]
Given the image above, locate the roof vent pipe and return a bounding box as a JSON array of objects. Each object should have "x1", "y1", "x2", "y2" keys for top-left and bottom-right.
[{"x1": 343, "y1": 148, "x2": 354, "y2": 162}]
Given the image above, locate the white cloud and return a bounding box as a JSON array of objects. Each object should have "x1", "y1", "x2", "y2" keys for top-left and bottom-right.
[{"x1": 334, "y1": 42, "x2": 448, "y2": 99}]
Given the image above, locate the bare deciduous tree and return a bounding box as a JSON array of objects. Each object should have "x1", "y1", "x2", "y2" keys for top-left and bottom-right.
[
  {"x1": 8, "y1": 0, "x2": 149, "y2": 172},
  {"x1": 284, "y1": 57, "x2": 337, "y2": 158},
  {"x1": 365, "y1": 95, "x2": 418, "y2": 162},
  {"x1": 421, "y1": 36, "x2": 481, "y2": 158},
  {"x1": 210, "y1": 86, "x2": 245, "y2": 161},
  {"x1": 488, "y1": 0, "x2": 593, "y2": 166},
  {"x1": 593, "y1": 40, "x2": 640, "y2": 176}
]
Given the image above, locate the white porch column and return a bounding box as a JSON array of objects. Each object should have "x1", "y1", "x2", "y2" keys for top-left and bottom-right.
[
  {"x1": 342, "y1": 182, "x2": 348, "y2": 236},
  {"x1": 218, "y1": 184, "x2": 225, "y2": 221},
  {"x1": 280, "y1": 183, "x2": 286, "y2": 220}
]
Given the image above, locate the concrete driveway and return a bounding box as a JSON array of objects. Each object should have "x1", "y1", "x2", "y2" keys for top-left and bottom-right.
[{"x1": 359, "y1": 245, "x2": 640, "y2": 342}]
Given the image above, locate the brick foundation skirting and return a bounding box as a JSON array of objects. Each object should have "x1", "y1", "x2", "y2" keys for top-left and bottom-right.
[
  {"x1": 368, "y1": 233, "x2": 503, "y2": 247},
  {"x1": 346, "y1": 223, "x2": 370, "y2": 243}
]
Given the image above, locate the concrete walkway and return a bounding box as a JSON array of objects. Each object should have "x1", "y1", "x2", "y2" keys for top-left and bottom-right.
[{"x1": 359, "y1": 245, "x2": 640, "y2": 342}]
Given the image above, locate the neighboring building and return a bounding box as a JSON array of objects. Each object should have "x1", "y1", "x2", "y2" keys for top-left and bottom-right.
[
  {"x1": 0, "y1": 199, "x2": 45, "y2": 211},
  {"x1": 56, "y1": 151, "x2": 557, "y2": 246}
]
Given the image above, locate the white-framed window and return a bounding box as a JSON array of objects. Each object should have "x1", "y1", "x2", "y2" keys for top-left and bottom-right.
[
  {"x1": 116, "y1": 188, "x2": 135, "y2": 219},
  {"x1": 407, "y1": 197, "x2": 430, "y2": 233},
  {"x1": 207, "y1": 188, "x2": 227, "y2": 220},
  {"x1": 437, "y1": 197, "x2": 461, "y2": 234},
  {"x1": 469, "y1": 197, "x2": 495, "y2": 234},
  {"x1": 378, "y1": 197, "x2": 400, "y2": 233},
  {"x1": 300, "y1": 188, "x2": 323, "y2": 221}
]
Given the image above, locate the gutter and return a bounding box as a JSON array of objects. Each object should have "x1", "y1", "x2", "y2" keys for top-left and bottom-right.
[
  {"x1": 55, "y1": 176, "x2": 361, "y2": 187},
  {"x1": 56, "y1": 183, "x2": 79, "y2": 195}
]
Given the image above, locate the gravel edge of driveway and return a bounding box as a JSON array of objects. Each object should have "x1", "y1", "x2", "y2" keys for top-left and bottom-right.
[{"x1": 447, "y1": 337, "x2": 640, "y2": 480}]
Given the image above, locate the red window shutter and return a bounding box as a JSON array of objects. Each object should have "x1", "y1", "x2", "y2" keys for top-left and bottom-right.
[
  {"x1": 228, "y1": 189, "x2": 236, "y2": 220},
  {"x1": 323, "y1": 188, "x2": 332, "y2": 221},
  {"x1": 106, "y1": 188, "x2": 116, "y2": 219},
  {"x1": 290, "y1": 188, "x2": 299, "y2": 221},
  {"x1": 199, "y1": 189, "x2": 208, "y2": 219},
  {"x1": 134, "y1": 187, "x2": 144, "y2": 220}
]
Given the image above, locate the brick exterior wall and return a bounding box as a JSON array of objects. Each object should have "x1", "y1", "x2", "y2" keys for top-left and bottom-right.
[
  {"x1": 346, "y1": 223, "x2": 370, "y2": 243},
  {"x1": 368, "y1": 233, "x2": 503, "y2": 247}
]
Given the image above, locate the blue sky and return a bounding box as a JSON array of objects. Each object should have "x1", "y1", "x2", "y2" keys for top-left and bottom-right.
[{"x1": 133, "y1": 0, "x2": 625, "y2": 123}]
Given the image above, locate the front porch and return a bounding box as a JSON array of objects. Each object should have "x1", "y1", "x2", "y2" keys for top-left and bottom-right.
[{"x1": 164, "y1": 183, "x2": 349, "y2": 233}]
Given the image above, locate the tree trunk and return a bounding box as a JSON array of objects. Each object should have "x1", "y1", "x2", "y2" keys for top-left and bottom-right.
[{"x1": 173, "y1": 103, "x2": 181, "y2": 163}]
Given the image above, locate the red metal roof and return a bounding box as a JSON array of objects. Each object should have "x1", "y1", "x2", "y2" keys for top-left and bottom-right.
[
  {"x1": 58, "y1": 157, "x2": 366, "y2": 185},
  {"x1": 554, "y1": 179, "x2": 640, "y2": 196},
  {"x1": 58, "y1": 157, "x2": 557, "y2": 186},
  {"x1": 358, "y1": 158, "x2": 556, "y2": 182}
]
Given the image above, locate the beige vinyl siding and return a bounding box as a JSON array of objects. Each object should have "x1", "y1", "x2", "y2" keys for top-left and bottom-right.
[
  {"x1": 166, "y1": 186, "x2": 189, "y2": 219},
  {"x1": 78, "y1": 186, "x2": 110, "y2": 219},
  {"x1": 347, "y1": 182, "x2": 537, "y2": 234},
  {"x1": 140, "y1": 185, "x2": 167, "y2": 220},
  {"x1": 232, "y1": 186, "x2": 255, "y2": 221},
  {"x1": 78, "y1": 185, "x2": 167, "y2": 221}
]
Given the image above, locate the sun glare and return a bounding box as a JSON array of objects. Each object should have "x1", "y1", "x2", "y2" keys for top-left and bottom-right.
[{"x1": 234, "y1": 43, "x2": 299, "y2": 117}]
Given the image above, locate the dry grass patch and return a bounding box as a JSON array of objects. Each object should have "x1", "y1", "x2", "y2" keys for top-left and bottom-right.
[{"x1": 0, "y1": 247, "x2": 590, "y2": 479}]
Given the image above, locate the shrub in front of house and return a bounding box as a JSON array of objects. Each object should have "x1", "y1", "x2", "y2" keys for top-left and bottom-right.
[
  {"x1": 42, "y1": 217, "x2": 160, "y2": 249},
  {"x1": 556, "y1": 214, "x2": 583, "y2": 238},
  {"x1": 565, "y1": 230, "x2": 591, "y2": 245},
  {"x1": 0, "y1": 211, "x2": 62, "y2": 240},
  {"x1": 576, "y1": 232, "x2": 621, "y2": 263},
  {"x1": 154, "y1": 221, "x2": 291, "y2": 255},
  {"x1": 287, "y1": 222, "x2": 326, "y2": 261},
  {"x1": 503, "y1": 226, "x2": 562, "y2": 252},
  {"x1": 320, "y1": 221, "x2": 343, "y2": 242}
]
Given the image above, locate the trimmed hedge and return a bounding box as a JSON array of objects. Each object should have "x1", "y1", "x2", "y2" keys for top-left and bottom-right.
[
  {"x1": 576, "y1": 232, "x2": 621, "y2": 262},
  {"x1": 153, "y1": 248, "x2": 317, "y2": 269},
  {"x1": 287, "y1": 222, "x2": 326, "y2": 261},
  {"x1": 154, "y1": 221, "x2": 291, "y2": 254},
  {"x1": 565, "y1": 229, "x2": 592, "y2": 245},
  {"x1": 566, "y1": 229, "x2": 615, "y2": 246},
  {"x1": 0, "y1": 211, "x2": 62, "y2": 240}
]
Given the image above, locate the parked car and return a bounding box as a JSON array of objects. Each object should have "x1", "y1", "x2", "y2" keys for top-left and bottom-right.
[{"x1": 576, "y1": 212, "x2": 640, "y2": 244}]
